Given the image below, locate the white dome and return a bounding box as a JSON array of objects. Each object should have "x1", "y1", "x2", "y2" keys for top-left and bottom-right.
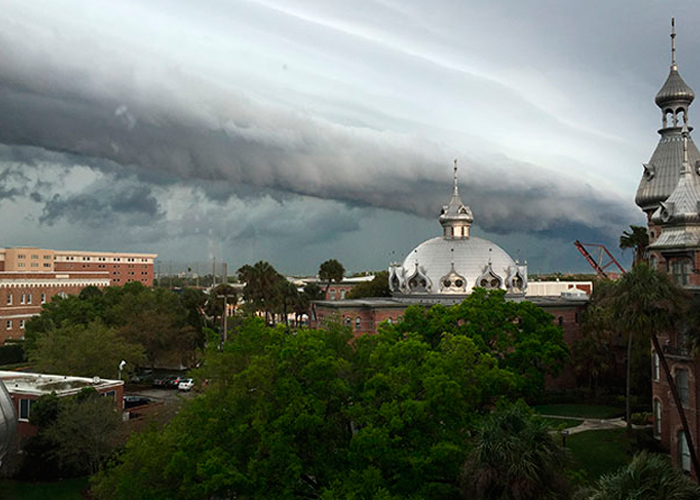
[
  {"x1": 388, "y1": 162, "x2": 526, "y2": 297},
  {"x1": 391, "y1": 236, "x2": 526, "y2": 295}
]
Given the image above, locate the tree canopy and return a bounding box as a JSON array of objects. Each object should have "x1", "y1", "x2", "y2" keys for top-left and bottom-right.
[
  {"x1": 346, "y1": 271, "x2": 391, "y2": 299},
  {"x1": 319, "y1": 259, "x2": 345, "y2": 287},
  {"x1": 92, "y1": 291, "x2": 568, "y2": 500},
  {"x1": 25, "y1": 282, "x2": 205, "y2": 371}
]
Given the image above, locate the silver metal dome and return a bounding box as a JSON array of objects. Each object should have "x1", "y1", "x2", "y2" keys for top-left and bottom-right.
[
  {"x1": 396, "y1": 236, "x2": 522, "y2": 294},
  {"x1": 0, "y1": 378, "x2": 16, "y2": 466}
]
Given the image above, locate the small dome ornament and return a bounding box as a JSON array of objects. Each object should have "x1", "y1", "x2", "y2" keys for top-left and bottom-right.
[{"x1": 655, "y1": 18, "x2": 695, "y2": 127}]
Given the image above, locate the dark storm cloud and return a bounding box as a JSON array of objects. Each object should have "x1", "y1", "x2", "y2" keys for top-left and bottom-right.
[{"x1": 39, "y1": 183, "x2": 163, "y2": 228}]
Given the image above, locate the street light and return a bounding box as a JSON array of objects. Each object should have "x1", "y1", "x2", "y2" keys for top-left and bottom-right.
[
  {"x1": 118, "y1": 360, "x2": 127, "y2": 381},
  {"x1": 217, "y1": 293, "x2": 236, "y2": 344},
  {"x1": 561, "y1": 429, "x2": 569, "y2": 448}
]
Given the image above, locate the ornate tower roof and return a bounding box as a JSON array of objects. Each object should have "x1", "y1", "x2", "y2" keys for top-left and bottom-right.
[
  {"x1": 439, "y1": 160, "x2": 474, "y2": 239},
  {"x1": 636, "y1": 18, "x2": 700, "y2": 213},
  {"x1": 655, "y1": 19, "x2": 695, "y2": 110},
  {"x1": 650, "y1": 125, "x2": 700, "y2": 249}
]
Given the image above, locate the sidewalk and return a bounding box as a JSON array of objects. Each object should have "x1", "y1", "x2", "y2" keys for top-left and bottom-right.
[{"x1": 542, "y1": 414, "x2": 648, "y2": 434}]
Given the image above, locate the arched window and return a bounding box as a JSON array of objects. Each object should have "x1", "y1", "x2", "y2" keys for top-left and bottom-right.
[
  {"x1": 355, "y1": 317, "x2": 361, "y2": 330},
  {"x1": 330, "y1": 290, "x2": 336, "y2": 301},
  {"x1": 652, "y1": 351, "x2": 660, "y2": 382},
  {"x1": 558, "y1": 316, "x2": 564, "y2": 327},
  {"x1": 340, "y1": 290, "x2": 346, "y2": 300},
  {"x1": 344, "y1": 317, "x2": 351, "y2": 327},
  {"x1": 678, "y1": 430, "x2": 691, "y2": 472},
  {"x1": 676, "y1": 368, "x2": 690, "y2": 407}
]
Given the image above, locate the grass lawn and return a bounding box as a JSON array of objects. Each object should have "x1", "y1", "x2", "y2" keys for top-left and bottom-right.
[
  {"x1": 566, "y1": 429, "x2": 634, "y2": 479},
  {"x1": 0, "y1": 477, "x2": 88, "y2": 500},
  {"x1": 534, "y1": 404, "x2": 623, "y2": 419}
]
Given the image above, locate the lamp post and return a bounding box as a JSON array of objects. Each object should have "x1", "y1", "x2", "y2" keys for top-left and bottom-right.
[
  {"x1": 217, "y1": 294, "x2": 236, "y2": 344},
  {"x1": 118, "y1": 360, "x2": 127, "y2": 381},
  {"x1": 561, "y1": 429, "x2": 569, "y2": 448}
]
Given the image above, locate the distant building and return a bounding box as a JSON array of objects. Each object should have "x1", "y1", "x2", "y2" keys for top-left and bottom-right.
[
  {"x1": 310, "y1": 164, "x2": 590, "y2": 389},
  {"x1": 0, "y1": 370, "x2": 124, "y2": 438},
  {"x1": 0, "y1": 247, "x2": 157, "y2": 344}
]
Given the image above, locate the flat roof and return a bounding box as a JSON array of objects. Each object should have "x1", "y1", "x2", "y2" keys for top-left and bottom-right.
[{"x1": 0, "y1": 371, "x2": 123, "y2": 397}]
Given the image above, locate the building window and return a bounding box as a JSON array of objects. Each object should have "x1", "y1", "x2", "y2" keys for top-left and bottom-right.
[
  {"x1": 355, "y1": 317, "x2": 361, "y2": 330},
  {"x1": 19, "y1": 398, "x2": 33, "y2": 421},
  {"x1": 672, "y1": 259, "x2": 691, "y2": 286},
  {"x1": 6, "y1": 294, "x2": 11, "y2": 305},
  {"x1": 330, "y1": 290, "x2": 336, "y2": 301},
  {"x1": 679, "y1": 430, "x2": 692, "y2": 472},
  {"x1": 41, "y1": 293, "x2": 46, "y2": 304},
  {"x1": 344, "y1": 317, "x2": 351, "y2": 327},
  {"x1": 340, "y1": 290, "x2": 346, "y2": 300},
  {"x1": 652, "y1": 351, "x2": 660, "y2": 382},
  {"x1": 101, "y1": 390, "x2": 116, "y2": 400},
  {"x1": 558, "y1": 316, "x2": 564, "y2": 327},
  {"x1": 676, "y1": 368, "x2": 690, "y2": 407},
  {"x1": 17, "y1": 254, "x2": 25, "y2": 259},
  {"x1": 19, "y1": 320, "x2": 25, "y2": 329},
  {"x1": 5, "y1": 320, "x2": 11, "y2": 330},
  {"x1": 27, "y1": 294, "x2": 32, "y2": 304},
  {"x1": 31, "y1": 254, "x2": 38, "y2": 259},
  {"x1": 17, "y1": 263, "x2": 24, "y2": 268},
  {"x1": 653, "y1": 399, "x2": 662, "y2": 438},
  {"x1": 20, "y1": 294, "x2": 25, "y2": 304}
]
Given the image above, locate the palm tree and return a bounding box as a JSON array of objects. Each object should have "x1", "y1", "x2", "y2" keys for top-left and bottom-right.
[
  {"x1": 619, "y1": 225, "x2": 649, "y2": 266},
  {"x1": 460, "y1": 401, "x2": 569, "y2": 500},
  {"x1": 318, "y1": 259, "x2": 345, "y2": 298},
  {"x1": 584, "y1": 451, "x2": 700, "y2": 500},
  {"x1": 601, "y1": 264, "x2": 699, "y2": 475}
]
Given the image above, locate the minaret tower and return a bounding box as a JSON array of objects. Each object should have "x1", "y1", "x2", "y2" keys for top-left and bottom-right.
[
  {"x1": 636, "y1": 18, "x2": 700, "y2": 247},
  {"x1": 439, "y1": 160, "x2": 474, "y2": 239}
]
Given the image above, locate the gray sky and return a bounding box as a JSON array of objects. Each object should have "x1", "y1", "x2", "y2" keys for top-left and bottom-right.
[{"x1": 0, "y1": 0, "x2": 694, "y2": 275}]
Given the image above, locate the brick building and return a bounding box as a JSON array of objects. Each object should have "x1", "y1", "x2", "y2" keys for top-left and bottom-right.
[
  {"x1": 310, "y1": 163, "x2": 591, "y2": 389},
  {"x1": 0, "y1": 247, "x2": 157, "y2": 344},
  {"x1": 636, "y1": 21, "x2": 700, "y2": 475},
  {"x1": 0, "y1": 371, "x2": 124, "y2": 438}
]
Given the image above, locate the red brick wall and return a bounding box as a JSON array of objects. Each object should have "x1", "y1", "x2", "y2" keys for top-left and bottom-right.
[{"x1": 55, "y1": 261, "x2": 154, "y2": 286}]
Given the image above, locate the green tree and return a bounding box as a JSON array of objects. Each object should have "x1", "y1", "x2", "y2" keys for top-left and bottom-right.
[
  {"x1": 460, "y1": 401, "x2": 569, "y2": 500},
  {"x1": 601, "y1": 265, "x2": 688, "y2": 434},
  {"x1": 583, "y1": 451, "x2": 700, "y2": 500},
  {"x1": 318, "y1": 259, "x2": 345, "y2": 296},
  {"x1": 29, "y1": 321, "x2": 144, "y2": 379},
  {"x1": 238, "y1": 261, "x2": 285, "y2": 323},
  {"x1": 346, "y1": 271, "x2": 391, "y2": 299},
  {"x1": 619, "y1": 225, "x2": 649, "y2": 266},
  {"x1": 390, "y1": 289, "x2": 569, "y2": 397},
  {"x1": 92, "y1": 315, "x2": 528, "y2": 500},
  {"x1": 46, "y1": 390, "x2": 122, "y2": 475}
]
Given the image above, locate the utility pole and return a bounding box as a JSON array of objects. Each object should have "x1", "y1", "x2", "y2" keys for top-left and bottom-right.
[
  {"x1": 212, "y1": 258, "x2": 217, "y2": 287},
  {"x1": 217, "y1": 293, "x2": 237, "y2": 344}
]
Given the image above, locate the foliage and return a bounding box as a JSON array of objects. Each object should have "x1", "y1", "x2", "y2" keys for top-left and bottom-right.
[
  {"x1": 25, "y1": 282, "x2": 204, "y2": 369},
  {"x1": 387, "y1": 289, "x2": 569, "y2": 397},
  {"x1": 238, "y1": 261, "x2": 286, "y2": 322},
  {"x1": 583, "y1": 451, "x2": 700, "y2": 500},
  {"x1": 28, "y1": 321, "x2": 144, "y2": 379},
  {"x1": 46, "y1": 390, "x2": 122, "y2": 475},
  {"x1": 20, "y1": 389, "x2": 121, "y2": 480},
  {"x1": 319, "y1": 259, "x2": 345, "y2": 287},
  {"x1": 346, "y1": 271, "x2": 391, "y2": 299},
  {"x1": 0, "y1": 342, "x2": 25, "y2": 366},
  {"x1": 92, "y1": 314, "x2": 540, "y2": 500},
  {"x1": 460, "y1": 401, "x2": 570, "y2": 500},
  {"x1": 619, "y1": 225, "x2": 649, "y2": 266}
]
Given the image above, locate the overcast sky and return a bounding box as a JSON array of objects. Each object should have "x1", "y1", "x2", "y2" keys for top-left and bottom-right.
[{"x1": 0, "y1": 0, "x2": 696, "y2": 276}]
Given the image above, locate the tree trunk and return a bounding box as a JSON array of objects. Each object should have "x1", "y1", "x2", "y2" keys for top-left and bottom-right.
[
  {"x1": 651, "y1": 333, "x2": 700, "y2": 478},
  {"x1": 626, "y1": 331, "x2": 633, "y2": 433}
]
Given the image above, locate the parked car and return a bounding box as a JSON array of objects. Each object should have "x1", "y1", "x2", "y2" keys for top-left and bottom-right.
[
  {"x1": 123, "y1": 395, "x2": 152, "y2": 409},
  {"x1": 178, "y1": 378, "x2": 194, "y2": 391},
  {"x1": 153, "y1": 376, "x2": 177, "y2": 388}
]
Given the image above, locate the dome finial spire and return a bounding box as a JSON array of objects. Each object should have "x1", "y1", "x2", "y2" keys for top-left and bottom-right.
[
  {"x1": 681, "y1": 123, "x2": 690, "y2": 174},
  {"x1": 671, "y1": 17, "x2": 677, "y2": 70},
  {"x1": 453, "y1": 158, "x2": 459, "y2": 195}
]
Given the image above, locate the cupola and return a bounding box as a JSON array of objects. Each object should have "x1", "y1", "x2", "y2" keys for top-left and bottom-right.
[{"x1": 439, "y1": 160, "x2": 474, "y2": 239}]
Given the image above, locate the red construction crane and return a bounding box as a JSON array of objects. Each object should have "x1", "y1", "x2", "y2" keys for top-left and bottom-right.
[{"x1": 573, "y1": 240, "x2": 626, "y2": 279}]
